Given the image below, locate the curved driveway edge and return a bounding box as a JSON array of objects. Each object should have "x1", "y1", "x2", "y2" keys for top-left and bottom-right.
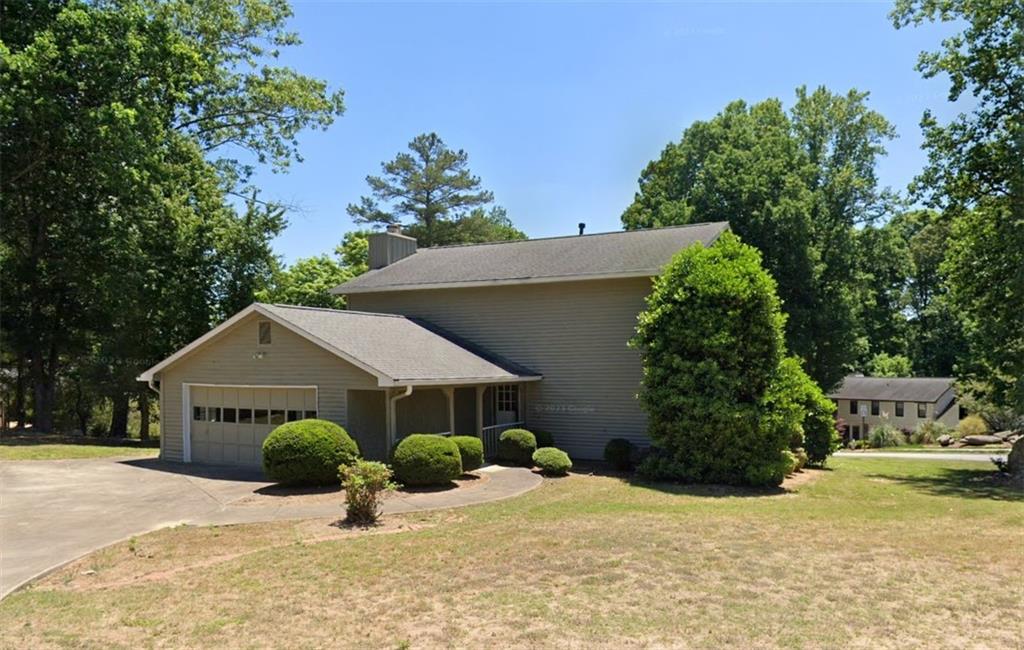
[{"x1": 0, "y1": 457, "x2": 541, "y2": 600}]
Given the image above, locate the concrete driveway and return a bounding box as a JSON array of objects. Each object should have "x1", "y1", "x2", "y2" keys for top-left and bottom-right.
[{"x1": 0, "y1": 457, "x2": 540, "y2": 599}]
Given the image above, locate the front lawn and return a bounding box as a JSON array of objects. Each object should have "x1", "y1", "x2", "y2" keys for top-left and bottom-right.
[
  {"x1": 0, "y1": 435, "x2": 159, "y2": 461},
  {"x1": 2, "y1": 458, "x2": 1020, "y2": 648}
]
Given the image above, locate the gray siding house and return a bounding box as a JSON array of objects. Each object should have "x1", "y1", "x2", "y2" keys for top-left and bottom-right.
[
  {"x1": 140, "y1": 222, "x2": 729, "y2": 466},
  {"x1": 829, "y1": 375, "x2": 961, "y2": 440}
]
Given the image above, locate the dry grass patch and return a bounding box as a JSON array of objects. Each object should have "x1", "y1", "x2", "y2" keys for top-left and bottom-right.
[{"x1": 2, "y1": 458, "x2": 1020, "y2": 649}]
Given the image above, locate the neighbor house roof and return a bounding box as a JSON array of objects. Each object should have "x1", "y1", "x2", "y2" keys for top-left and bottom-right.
[
  {"x1": 138, "y1": 303, "x2": 541, "y2": 387},
  {"x1": 332, "y1": 222, "x2": 730, "y2": 294},
  {"x1": 827, "y1": 376, "x2": 955, "y2": 403}
]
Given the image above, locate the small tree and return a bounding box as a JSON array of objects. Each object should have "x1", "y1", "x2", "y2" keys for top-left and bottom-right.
[
  {"x1": 631, "y1": 233, "x2": 791, "y2": 486},
  {"x1": 339, "y1": 461, "x2": 397, "y2": 526}
]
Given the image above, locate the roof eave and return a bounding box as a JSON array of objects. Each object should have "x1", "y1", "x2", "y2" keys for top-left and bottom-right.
[
  {"x1": 377, "y1": 375, "x2": 544, "y2": 388},
  {"x1": 332, "y1": 269, "x2": 660, "y2": 295}
]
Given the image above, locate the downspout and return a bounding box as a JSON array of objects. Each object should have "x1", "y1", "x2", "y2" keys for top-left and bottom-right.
[{"x1": 387, "y1": 385, "x2": 413, "y2": 455}]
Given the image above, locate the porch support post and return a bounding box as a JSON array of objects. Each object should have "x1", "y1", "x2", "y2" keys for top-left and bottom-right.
[
  {"x1": 475, "y1": 386, "x2": 484, "y2": 437},
  {"x1": 444, "y1": 387, "x2": 455, "y2": 435}
]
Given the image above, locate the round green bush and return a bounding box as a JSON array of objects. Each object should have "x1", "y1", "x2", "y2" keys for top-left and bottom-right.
[
  {"x1": 533, "y1": 447, "x2": 572, "y2": 476},
  {"x1": 262, "y1": 419, "x2": 360, "y2": 486},
  {"x1": 498, "y1": 428, "x2": 536, "y2": 466},
  {"x1": 604, "y1": 438, "x2": 634, "y2": 470},
  {"x1": 391, "y1": 434, "x2": 462, "y2": 486},
  {"x1": 533, "y1": 430, "x2": 555, "y2": 448},
  {"x1": 450, "y1": 435, "x2": 484, "y2": 472}
]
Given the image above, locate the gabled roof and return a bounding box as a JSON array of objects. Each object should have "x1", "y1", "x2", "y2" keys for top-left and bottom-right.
[
  {"x1": 332, "y1": 222, "x2": 730, "y2": 294},
  {"x1": 827, "y1": 376, "x2": 955, "y2": 403},
  {"x1": 138, "y1": 303, "x2": 541, "y2": 387}
]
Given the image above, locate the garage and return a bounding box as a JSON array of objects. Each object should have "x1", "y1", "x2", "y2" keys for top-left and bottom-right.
[{"x1": 187, "y1": 385, "x2": 318, "y2": 467}]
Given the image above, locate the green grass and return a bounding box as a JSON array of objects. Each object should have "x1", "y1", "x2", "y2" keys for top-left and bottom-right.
[
  {"x1": 1, "y1": 458, "x2": 1020, "y2": 649},
  {"x1": 0, "y1": 435, "x2": 159, "y2": 460}
]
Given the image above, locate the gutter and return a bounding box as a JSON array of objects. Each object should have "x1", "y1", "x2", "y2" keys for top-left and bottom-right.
[{"x1": 387, "y1": 385, "x2": 413, "y2": 454}]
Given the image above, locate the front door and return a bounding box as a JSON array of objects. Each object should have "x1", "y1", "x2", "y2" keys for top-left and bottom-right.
[{"x1": 495, "y1": 384, "x2": 519, "y2": 425}]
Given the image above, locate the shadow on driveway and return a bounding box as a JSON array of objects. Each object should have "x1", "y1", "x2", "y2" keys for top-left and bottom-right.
[{"x1": 119, "y1": 457, "x2": 268, "y2": 482}]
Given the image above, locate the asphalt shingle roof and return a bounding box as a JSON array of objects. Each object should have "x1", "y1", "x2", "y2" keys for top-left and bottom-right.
[
  {"x1": 260, "y1": 304, "x2": 537, "y2": 384},
  {"x1": 827, "y1": 376, "x2": 955, "y2": 403},
  {"x1": 332, "y1": 222, "x2": 730, "y2": 294}
]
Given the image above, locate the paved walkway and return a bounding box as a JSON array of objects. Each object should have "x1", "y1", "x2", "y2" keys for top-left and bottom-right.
[
  {"x1": 836, "y1": 450, "x2": 1009, "y2": 463},
  {"x1": 0, "y1": 457, "x2": 540, "y2": 599}
]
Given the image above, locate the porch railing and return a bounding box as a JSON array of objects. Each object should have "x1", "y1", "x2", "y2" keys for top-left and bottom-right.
[{"x1": 481, "y1": 422, "x2": 524, "y2": 460}]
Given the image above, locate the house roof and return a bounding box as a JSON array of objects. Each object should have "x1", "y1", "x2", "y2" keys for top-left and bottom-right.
[
  {"x1": 138, "y1": 303, "x2": 541, "y2": 387},
  {"x1": 827, "y1": 376, "x2": 955, "y2": 403},
  {"x1": 332, "y1": 222, "x2": 730, "y2": 294}
]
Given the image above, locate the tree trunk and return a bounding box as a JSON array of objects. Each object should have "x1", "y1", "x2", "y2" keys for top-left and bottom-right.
[
  {"x1": 138, "y1": 389, "x2": 150, "y2": 442},
  {"x1": 14, "y1": 355, "x2": 26, "y2": 430},
  {"x1": 30, "y1": 347, "x2": 55, "y2": 433},
  {"x1": 109, "y1": 392, "x2": 129, "y2": 438}
]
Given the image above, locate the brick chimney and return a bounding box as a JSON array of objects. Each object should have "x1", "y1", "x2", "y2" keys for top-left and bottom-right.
[{"x1": 368, "y1": 225, "x2": 417, "y2": 270}]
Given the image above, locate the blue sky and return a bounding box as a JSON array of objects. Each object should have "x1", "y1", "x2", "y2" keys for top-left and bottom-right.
[{"x1": 250, "y1": 2, "x2": 966, "y2": 264}]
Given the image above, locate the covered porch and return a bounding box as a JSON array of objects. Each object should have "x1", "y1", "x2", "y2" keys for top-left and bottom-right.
[{"x1": 346, "y1": 381, "x2": 535, "y2": 460}]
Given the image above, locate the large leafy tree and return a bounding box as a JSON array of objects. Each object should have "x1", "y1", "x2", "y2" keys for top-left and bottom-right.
[
  {"x1": 631, "y1": 234, "x2": 791, "y2": 486},
  {"x1": 892, "y1": 0, "x2": 1024, "y2": 409},
  {"x1": 623, "y1": 87, "x2": 895, "y2": 389},
  {"x1": 0, "y1": 0, "x2": 344, "y2": 431},
  {"x1": 348, "y1": 133, "x2": 524, "y2": 247}
]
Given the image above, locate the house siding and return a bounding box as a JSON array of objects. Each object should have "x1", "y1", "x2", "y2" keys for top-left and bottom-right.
[
  {"x1": 348, "y1": 277, "x2": 652, "y2": 459},
  {"x1": 158, "y1": 313, "x2": 379, "y2": 462},
  {"x1": 833, "y1": 396, "x2": 960, "y2": 433}
]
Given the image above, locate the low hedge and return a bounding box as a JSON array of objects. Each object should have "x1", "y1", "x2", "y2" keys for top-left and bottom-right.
[
  {"x1": 604, "y1": 438, "x2": 634, "y2": 471},
  {"x1": 498, "y1": 428, "x2": 536, "y2": 466},
  {"x1": 450, "y1": 436, "x2": 484, "y2": 472},
  {"x1": 261, "y1": 419, "x2": 360, "y2": 486},
  {"x1": 391, "y1": 434, "x2": 462, "y2": 486},
  {"x1": 533, "y1": 447, "x2": 572, "y2": 476}
]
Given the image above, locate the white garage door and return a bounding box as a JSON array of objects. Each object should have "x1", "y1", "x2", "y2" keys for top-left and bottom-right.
[{"x1": 188, "y1": 385, "x2": 318, "y2": 467}]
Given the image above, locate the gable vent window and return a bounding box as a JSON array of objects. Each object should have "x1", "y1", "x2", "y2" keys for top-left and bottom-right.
[{"x1": 258, "y1": 320, "x2": 272, "y2": 346}]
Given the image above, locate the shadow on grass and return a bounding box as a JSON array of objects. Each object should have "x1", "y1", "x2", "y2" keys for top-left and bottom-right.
[
  {"x1": 865, "y1": 467, "x2": 1024, "y2": 501},
  {"x1": 571, "y1": 460, "x2": 789, "y2": 498},
  {"x1": 0, "y1": 433, "x2": 159, "y2": 448}
]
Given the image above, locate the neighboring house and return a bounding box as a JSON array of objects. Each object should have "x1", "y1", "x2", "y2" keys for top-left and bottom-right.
[
  {"x1": 139, "y1": 222, "x2": 730, "y2": 466},
  {"x1": 828, "y1": 375, "x2": 961, "y2": 439}
]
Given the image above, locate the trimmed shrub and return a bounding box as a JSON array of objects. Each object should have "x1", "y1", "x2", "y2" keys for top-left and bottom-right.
[
  {"x1": 957, "y1": 415, "x2": 988, "y2": 437},
  {"x1": 498, "y1": 428, "x2": 536, "y2": 466},
  {"x1": 450, "y1": 436, "x2": 484, "y2": 472},
  {"x1": 604, "y1": 438, "x2": 634, "y2": 471},
  {"x1": 339, "y1": 460, "x2": 396, "y2": 525},
  {"x1": 533, "y1": 447, "x2": 572, "y2": 476},
  {"x1": 793, "y1": 447, "x2": 809, "y2": 471},
  {"x1": 391, "y1": 434, "x2": 462, "y2": 486},
  {"x1": 533, "y1": 430, "x2": 555, "y2": 448},
  {"x1": 781, "y1": 449, "x2": 799, "y2": 476},
  {"x1": 868, "y1": 423, "x2": 904, "y2": 449},
  {"x1": 631, "y1": 233, "x2": 809, "y2": 487},
  {"x1": 911, "y1": 420, "x2": 952, "y2": 445},
  {"x1": 262, "y1": 419, "x2": 360, "y2": 486}
]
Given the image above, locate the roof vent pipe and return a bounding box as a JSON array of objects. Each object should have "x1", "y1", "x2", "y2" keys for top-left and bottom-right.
[{"x1": 578, "y1": 222, "x2": 586, "y2": 236}]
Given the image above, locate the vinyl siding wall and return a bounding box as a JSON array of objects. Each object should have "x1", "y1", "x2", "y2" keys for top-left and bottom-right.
[
  {"x1": 158, "y1": 313, "x2": 380, "y2": 462},
  {"x1": 348, "y1": 277, "x2": 652, "y2": 459}
]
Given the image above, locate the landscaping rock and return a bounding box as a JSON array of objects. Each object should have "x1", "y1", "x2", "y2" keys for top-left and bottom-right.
[
  {"x1": 961, "y1": 434, "x2": 1004, "y2": 446},
  {"x1": 994, "y1": 430, "x2": 1014, "y2": 441},
  {"x1": 938, "y1": 434, "x2": 952, "y2": 447}
]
